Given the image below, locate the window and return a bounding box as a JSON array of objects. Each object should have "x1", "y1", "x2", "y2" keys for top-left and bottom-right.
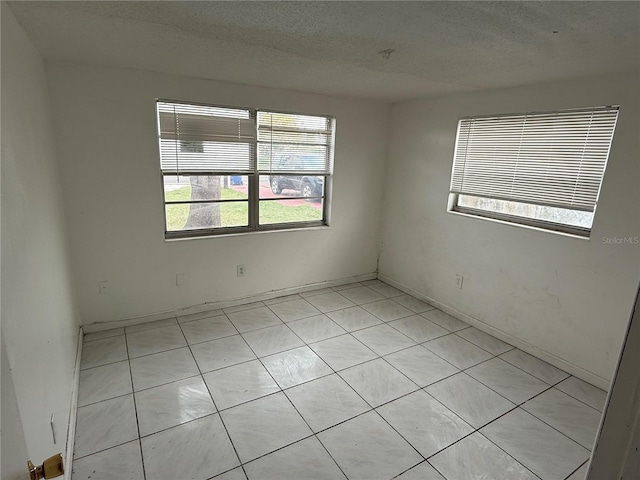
[
  {"x1": 448, "y1": 106, "x2": 619, "y2": 237},
  {"x1": 157, "y1": 100, "x2": 335, "y2": 238}
]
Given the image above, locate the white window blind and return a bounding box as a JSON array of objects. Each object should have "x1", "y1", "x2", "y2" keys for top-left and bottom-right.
[
  {"x1": 450, "y1": 106, "x2": 619, "y2": 212},
  {"x1": 157, "y1": 101, "x2": 256, "y2": 173},
  {"x1": 257, "y1": 111, "x2": 334, "y2": 174}
]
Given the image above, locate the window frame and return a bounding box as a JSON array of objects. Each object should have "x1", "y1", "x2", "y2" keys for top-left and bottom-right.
[
  {"x1": 157, "y1": 99, "x2": 335, "y2": 239},
  {"x1": 447, "y1": 106, "x2": 619, "y2": 238}
]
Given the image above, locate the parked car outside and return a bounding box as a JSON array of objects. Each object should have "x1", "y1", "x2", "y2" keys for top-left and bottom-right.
[{"x1": 269, "y1": 155, "x2": 324, "y2": 201}]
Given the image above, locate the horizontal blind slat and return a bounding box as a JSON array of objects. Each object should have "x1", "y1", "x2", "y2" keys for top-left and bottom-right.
[
  {"x1": 157, "y1": 102, "x2": 256, "y2": 174},
  {"x1": 257, "y1": 111, "x2": 334, "y2": 174},
  {"x1": 450, "y1": 106, "x2": 618, "y2": 210}
]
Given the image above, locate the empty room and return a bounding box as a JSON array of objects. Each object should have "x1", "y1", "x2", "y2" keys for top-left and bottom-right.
[{"x1": 2, "y1": 2, "x2": 639, "y2": 480}]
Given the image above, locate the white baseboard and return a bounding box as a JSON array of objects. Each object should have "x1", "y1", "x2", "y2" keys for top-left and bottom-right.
[
  {"x1": 83, "y1": 273, "x2": 376, "y2": 333},
  {"x1": 64, "y1": 327, "x2": 83, "y2": 479},
  {"x1": 378, "y1": 274, "x2": 611, "y2": 391}
]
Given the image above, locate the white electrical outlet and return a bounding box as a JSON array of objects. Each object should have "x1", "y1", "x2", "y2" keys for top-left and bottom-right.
[
  {"x1": 98, "y1": 280, "x2": 110, "y2": 295},
  {"x1": 237, "y1": 265, "x2": 246, "y2": 277},
  {"x1": 176, "y1": 273, "x2": 186, "y2": 286},
  {"x1": 455, "y1": 274, "x2": 464, "y2": 289}
]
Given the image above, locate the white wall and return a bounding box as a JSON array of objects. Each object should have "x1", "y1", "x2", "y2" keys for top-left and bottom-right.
[
  {"x1": 379, "y1": 72, "x2": 640, "y2": 386},
  {"x1": 46, "y1": 63, "x2": 389, "y2": 325},
  {"x1": 1, "y1": 2, "x2": 80, "y2": 468},
  {"x1": 1, "y1": 340, "x2": 29, "y2": 480}
]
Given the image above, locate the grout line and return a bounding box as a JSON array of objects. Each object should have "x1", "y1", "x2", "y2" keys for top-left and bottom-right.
[
  {"x1": 425, "y1": 460, "x2": 449, "y2": 480},
  {"x1": 82, "y1": 331, "x2": 126, "y2": 343},
  {"x1": 518, "y1": 401, "x2": 597, "y2": 451},
  {"x1": 130, "y1": 373, "x2": 202, "y2": 395},
  {"x1": 497, "y1": 350, "x2": 571, "y2": 385},
  {"x1": 77, "y1": 357, "x2": 130, "y2": 373},
  {"x1": 71, "y1": 438, "x2": 145, "y2": 463},
  {"x1": 124, "y1": 318, "x2": 179, "y2": 335},
  {"x1": 564, "y1": 459, "x2": 588, "y2": 480},
  {"x1": 124, "y1": 333, "x2": 147, "y2": 480},
  {"x1": 554, "y1": 383, "x2": 605, "y2": 413}
]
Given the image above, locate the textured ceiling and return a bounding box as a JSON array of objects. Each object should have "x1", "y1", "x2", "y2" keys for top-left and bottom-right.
[{"x1": 7, "y1": 1, "x2": 640, "y2": 102}]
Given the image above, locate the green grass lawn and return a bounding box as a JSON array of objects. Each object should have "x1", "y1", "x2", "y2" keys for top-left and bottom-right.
[{"x1": 165, "y1": 186, "x2": 321, "y2": 230}]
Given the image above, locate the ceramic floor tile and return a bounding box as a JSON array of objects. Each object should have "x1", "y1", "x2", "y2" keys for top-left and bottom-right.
[
  {"x1": 130, "y1": 347, "x2": 199, "y2": 391},
  {"x1": 361, "y1": 299, "x2": 414, "y2": 322},
  {"x1": 392, "y1": 294, "x2": 435, "y2": 313},
  {"x1": 377, "y1": 390, "x2": 474, "y2": 458},
  {"x1": 141, "y1": 414, "x2": 239, "y2": 480},
  {"x1": 135, "y1": 376, "x2": 216, "y2": 436},
  {"x1": 285, "y1": 374, "x2": 370, "y2": 432},
  {"x1": 244, "y1": 436, "x2": 346, "y2": 480},
  {"x1": 71, "y1": 441, "x2": 144, "y2": 480},
  {"x1": 317, "y1": 411, "x2": 422, "y2": 480},
  {"x1": 305, "y1": 291, "x2": 356, "y2": 312},
  {"x1": 286, "y1": 314, "x2": 346, "y2": 343},
  {"x1": 481, "y1": 408, "x2": 590, "y2": 480},
  {"x1": 177, "y1": 308, "x2": 224, "y2": 324},
  {"x1": 340, "y1": 358, "x2": 418, "y2": 407},
  {"x1": 125, "y1": 318, "x2": 178, "y2": 334},
  {"x1": 421, "y1": 309, "x2": 469, "y2": 332},
  {"x1": 423, "y1": 334, "x2": 493, "y2": 369},
  {"x1": 352, "y1": 324, "x2": 416, "y2": 355},
  {"x1": 338, "y1": 286, "x2": 385, "y2": 305},
  {"x1": 567, "y1": 462, "x2": 589, "y2": 480},
  {"x1": 326, "y1": 306, "x2": 383, "y2": 332},
  {"x1": 429, "y1": 432, "x2": 537, "y2": 480},
  {"x1": 360, "y1": 279, "x2": 383, "y2": 286},
  {"x1": 556, "y1": 376, "x2": 607, "y2": 411},
  {"x1": 262, "y1": 346, "x2": 332, "y2": 389},
  {"x1": 310, "y1": 334, "x2": 378, "y2": 371},
  {"x1": 263, "y1": 294, "x2": 302, "y2": 306},
  {"x1": 388, "y1": 315, "x2": 449, "y2": 343},
  {"x1": 522, "y1": 388, "x2": 602, "y2": 449},
  {"x1": 455, "y1": 327, "x2": 514, "y2": 355},
  {"x1": 78, "y1": 360, "x2": 132, "y2": 407},
  {"x1": 214, "y1": 468, "x2": 247, "y2": 480},
  {"x1": 203, "y1": 359, "x2": 280, "y2": 410},
  {"x1": 180, "y1": 315, "x2": 237, "y2": 344},
  {"x1": 223, "y1": 301, "x2": 265, "y2": 314},
  {"x1": 83, "y1": 328, "x2": 125, "y2": 343},
  {"x1": 268, "y1": 298, "x2": 322, "y2": 322},
  {"x1": 466, "y1": 357, "x2": 550, "y2": 404},
  {"x1": 74, "y1": 394, "x2": 138, "y2": 459},
  {"x1": 227, "y1": 306, "x2": 283, "y2": 333},
  {"x1": 190, "y1": 335, "x2": 256, "y2": 373},
  {"x1": 384, "y1": 345, "x2": 459, "y2": 387},
  {"x1": 425, "y1": 373, "x2": 515, "y2": 428},
  {"x1": 366, "y1": 282, "x2": 404, "y2": 298},
  {"x1": 299, "y1": 287, "x2": 335, "y2": 298},
  {"x1": 333, "y1": 282, "x2": 364, "y2": 291},
  {"x1": 395, "y1": 462, "x2": 445, "y2": 480},
  {"x1": 221, "y1": 392, "x2": 312, "y2": 463},
  {"x1": 241, "y1": 324, "x2": 304, "y2": 357},
  {"x1": 126, "y1": 324, "x2": 187, "y2": 358},
  {"x1": 500, "y1": 349, "x2": 569, "y2": 385},
  {"x1": 80, "y1": 335, "x2": 128, "y2": 370}
]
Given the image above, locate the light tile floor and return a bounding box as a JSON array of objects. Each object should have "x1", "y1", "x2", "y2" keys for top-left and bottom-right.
[{"x1": 72, "y1": 280, "x2": 606, "y2": 480}]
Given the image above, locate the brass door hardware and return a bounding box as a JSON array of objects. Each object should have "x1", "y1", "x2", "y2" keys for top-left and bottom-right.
[{"x1": 27, "y1": 453, "x2": 64, "y2": 480}]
